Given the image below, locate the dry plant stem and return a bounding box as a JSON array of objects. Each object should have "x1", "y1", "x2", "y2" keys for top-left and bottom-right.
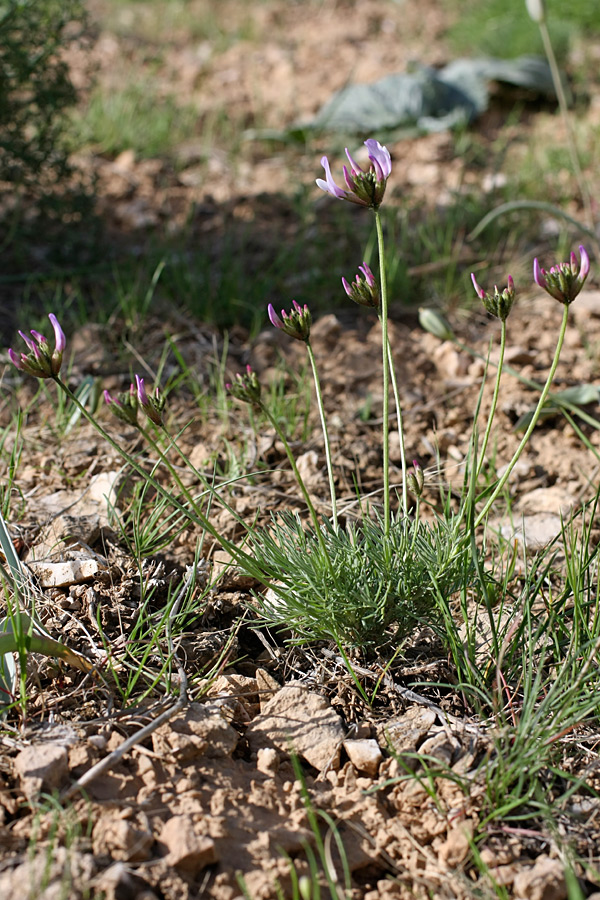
[
  {"x1": 476, "y1": 320, "x2": 507, "y2": 480},
  {"x1": 306, "y1": 339, "x2": 338, "y2": 532},
  {"x1": 537, "y1": 19, "x2": 596, "y2": 241},
  {"x1": 474, "y1": 303, "x2": 570, "y2": 528},
  {"x1": 375, "y1": 209, "x2": 391, "y2": 535},
  {"x1": 60, "y1": 697, "x2": 184, "y2": 802}
]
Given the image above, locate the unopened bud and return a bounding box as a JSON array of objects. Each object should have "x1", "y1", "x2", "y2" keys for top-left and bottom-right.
[{"x1": 418, "y1": 308, "x2": 455, "y2": 341}]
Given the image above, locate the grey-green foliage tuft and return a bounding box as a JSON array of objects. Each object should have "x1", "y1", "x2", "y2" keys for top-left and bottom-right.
[{"x1": 251, "y1": 511, "x2": 474, "y2": 648}]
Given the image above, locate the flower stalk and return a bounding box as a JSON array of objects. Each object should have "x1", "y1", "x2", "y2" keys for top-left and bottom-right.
[
  {"x1": 266, "y1": 302, "x2": 339, "y2": 536},
  {"x1": 305, "y1": 341, "x2": 338, "y2": 532},
  {"x1": 474, "y1": 302, "x2": 570, "y2": 528},
  {"x1": 374, "y1": 209, "x2": 392, "y2": 534}
]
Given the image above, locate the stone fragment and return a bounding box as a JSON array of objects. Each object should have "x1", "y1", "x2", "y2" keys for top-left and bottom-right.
[
  {"x1": 0, "y1": 848, "x2": 95, "y2": 898},
  {"x1": 14, "y1": 743, "x2": 69, "y2": 796},
  {"x1": 500, "y1": 513, "x2": 562, "y2": 551},
  {"x1": 342, "y1": 739, "x2": 382, "y2": 777},
  {"x1": 438, "y1": 821, "x2": 473, "y2": 867},
  {"x1": 94, "y1": 862, "x2": 159, "y2": 900},
  {"x1": 378, "y1": 706, "x2": 437, "y2": 761},
  {"x1": 152, "y1": 703, "x2": 238, "y2": 762},
  {"x1": 256, "y1": 747, "x2": 279, "y2": 776},
  {"x1": 517, "y1": 486, "x2": 576, "y2": 517},
  {"x1": 93, "y1": 813, "x2": 154, "y2": 862},
  {"x1": 246, "y1": 685, "x2": 344, "y2": 771},
  {"x1": 513, "y1": 856, "x2": 567, "y2": 900},
  {"x1": 255, "y1": 668, "x2": 280, "y2": 710},
  {"x1": 159, "y1": 815, "x2": 218, "y2": 875},
  {"x1": 27, "y1": 557, "x2": 106, "y2": 587},
  {"x1": 419, "y1": 730, "x2": 459, "y2": 766}
]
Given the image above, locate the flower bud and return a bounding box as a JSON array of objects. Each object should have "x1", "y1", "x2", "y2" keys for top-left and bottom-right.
[
  {"x1": 226, "y1": 365, "x2": 262, "y2": 406},
  {"x1": 406, "y1": 460, "x2": 425, "y2": 498},
  {"x1": 471, "y1": 273, "x2": 516, "y2": 320},
  {"x1": 104, "y1": 385, "x2": 139, "y2": 426},
  {"x1": 525, "y1": 0, "x2": 545, "y2": 23},
  {"x1": 135, "y1": 375, "x2": 166, "y2": 427},
  {"x1": 342, "y1": 262, "x2": 379, "y2": 308},
  {"x1": 418, "y1": 308, "x2": 455, "y2": 341}
]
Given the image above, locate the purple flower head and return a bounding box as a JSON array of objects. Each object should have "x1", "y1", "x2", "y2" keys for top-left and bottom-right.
[
  {"x1": 135, "y1": 374, "x2": 166, "y2": 427},
  {"x1": 316, "y1": 139, "x2": 392, "y2": 209},
  {"x1": 104, "y1": 385, "x2": 139, "y2": 426},
  {"x1": 533, "y1": 245, "x2": 590, "y2": 305},
  {"x1": 8, "y1": 313, "x2": 66, "y2": 378},
  {"x1": 342, "y1": 262, "x2": 379, "y2": 308},
  {"x1": 227, "y1": 364, "x2": 262, "y2": 406},
  {"x1": 267, "y1": 300, "x2": 312, "y2": 341},
  {"x1": 471, "y1": 273, "x2": 516, "y2": 321}
]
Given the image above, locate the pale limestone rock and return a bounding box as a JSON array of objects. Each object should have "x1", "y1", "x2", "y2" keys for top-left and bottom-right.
[
  {"x1": 419, "y1": 730, "x2": 459, "y2": 766},
  {"x1": 246, "y1": 684, "x2": 344, "y2": 771},
  {"x1": 92, "y1": 814, "x2": 153, "y2": 862},
  {"x1": 513, "y1": 856, "x2": 567, "y2": 900},
  {"x1": 255, "y1": 668, "x2": 281, "y2": 710},
  {"x1": 500, "y1": 513, "x2": 563, "y2": 551},
  {"x1": 14, "y1": 743, "x2": 69, "y2": 796},
  {"x1": 0, "y1": 848, "x2": 95, "y2": 899},
  {"x1": 159, "y1": 815, "x2": 218, "y2": 875},
  {"x1": 342, "y1": 739, "x2": 382, "y2": 777},
  {"x1": 256, "y1": 747, "x2": 279, "y2": 776},
  {"x1": 95, "y1": 862, "x2": 158, "y2": 900},
  {"x1": 152, "y1": 703, "x2": 238, "y2": 762},
  {"x1": 27, "y1": 557, "x2": 106, "y2": 587},
  {"x1": 379, "y1": 706, "x2": 436, "y2": 760},
  {"x1": 437, "y1": 820, "x2": 474, "y2": 867}
]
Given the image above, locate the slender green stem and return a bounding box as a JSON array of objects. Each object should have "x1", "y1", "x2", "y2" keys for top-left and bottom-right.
[
  {"x1": 385, "y1": 338, "x2": 408, "y2": 519},
  {"x1": 306, "y1": 340, "x2": 338, "y2": 532},
  {"x1": 451, "y1": 336, "x2": 600, "y2": 431},
  {"x1": 476, "y1": 319, "x2": 507, "y2": 480},
  {"x1": 374, "y1": 209, "x2": 390, "y2": 535},
  {"x1": 537, "y1": 19, "x2": 596, "y2": 242},
  {"x1": 53, "y1": 377, "x2": 258, "y2": 569},
  {"x1": 140, "y1": 424, "x2": 252, "y2": 536},
  {"x1": 261, "y1": 404, "x2": 333, "y2": 567},
  {"x1": 474, "y1": 303, "x2": 570, "y2": 528}
]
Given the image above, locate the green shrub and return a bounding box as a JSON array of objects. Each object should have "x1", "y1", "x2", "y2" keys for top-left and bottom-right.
[{"x1": 0, "y1": 0, "x2": 85, "y2": 202}]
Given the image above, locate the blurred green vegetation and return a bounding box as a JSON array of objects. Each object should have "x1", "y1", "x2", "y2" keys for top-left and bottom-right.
[
  {"x1": 72, "y1": 83, "x2": 199, "y2": 158},
  {"x1": 445, "y1": 0, "x2": 600, "y2": 61}
]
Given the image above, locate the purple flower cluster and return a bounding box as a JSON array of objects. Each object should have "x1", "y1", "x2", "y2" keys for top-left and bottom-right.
[
  {"x1": 533, "y1": 245, "x2": 590, "y2": 305},
  {"x1": 316, "y1": 139, "x2": 392, "y2": 209},
  {"x1": 342, "y1": 263, "x2": 379, "y2": 308},
  {"x1": 226, "y1": 364, "x2": 262, "y2": 406},
  {"x1": 471, "y1": 273, "x2": 516, "y2": 321},
  {"x1": 104, "y1": 376, "x2": 166, "y2": 427},
  {"x1": 8, "y1": 314, "x2": 66, "y2": 378},
  {"x1": 268, "y1": 300, "x2": 312, "y2": 342}
]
